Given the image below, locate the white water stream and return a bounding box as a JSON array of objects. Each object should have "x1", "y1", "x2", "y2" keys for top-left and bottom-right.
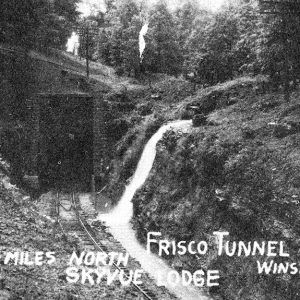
[{"x1": 98, "y1": 120, "x2": 210, "y2": 300}]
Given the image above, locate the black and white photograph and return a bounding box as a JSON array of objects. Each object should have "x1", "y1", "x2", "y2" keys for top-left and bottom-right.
[{"x1": 0, "y1": 0, "x2": 300, "y2": 299}]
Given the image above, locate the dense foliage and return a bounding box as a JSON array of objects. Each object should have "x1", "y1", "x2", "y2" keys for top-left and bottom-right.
[
  {"x1": 130, "y1": 78, "x2": 300, "y2": 300},
  {"x1": 1, "y1": 0, "x2": 299, "y2": 89},
  {"x1": 80, "y1": 0, "x2": 299, "y2": 91},
  {"x1": 0, "y1": 0, "x2": 80, "y2": 50}
]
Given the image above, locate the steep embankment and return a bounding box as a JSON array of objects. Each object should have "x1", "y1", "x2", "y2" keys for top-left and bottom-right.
[
  {"x1": 0, "y1": 158, "x2": 145, "y2": 299},
  {"x1": 122, "y1": 78, "x2": 300, "y2": 299},
  {"x1": 103, "y1": 75, "x2": 195, "y2": 201}
]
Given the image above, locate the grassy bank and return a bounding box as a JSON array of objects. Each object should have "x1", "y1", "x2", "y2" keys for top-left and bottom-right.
[
  {"x1": 103, "y1": 76, "x2": 195, "y2": 202},
  {"x1": 127, "y1": 78, "x2": 300, "y2": 299}
]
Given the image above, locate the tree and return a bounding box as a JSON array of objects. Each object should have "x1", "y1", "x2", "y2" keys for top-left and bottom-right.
[
  {"x1": 174, "y1": 1, "x2": 199, "y2": 47},
  {"x1": 183, "y1": 2, "x2": 262, "y2": 86},
  {"x1": 36, "y1": 0, "x2": 80, "y2": 51},
  {"x1": 0, "y1": 0, "x2": 80, "y2": 50},
  {"x1": 259, "y1": 0, "x2": 300, "y2": 98},
  {"x1": 231, "y1": 3, "x2": 262, "y2": 75},
  {"x1": 183, "y1": 8, "x2": 238, "y2": 85},
  {"x1": 144, "y1": 2, "x2": 182, "y2": 76},
  {"x1": 0, "y1": 0, "x2": 39, "y2": 48},
  {"x1": 121, "y1": 15, "x2": 143, "y2": 77},
  {"x1": 97, "y1": 0, "x2": 142, "y2": 76}
]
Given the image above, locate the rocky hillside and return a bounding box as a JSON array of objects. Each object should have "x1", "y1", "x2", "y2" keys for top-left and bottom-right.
[
  {"x1": 0, "y1": 157, "x2": 145, "y2": 299},
  {"x1": 113, "y1": 77, "x2": 300, "y2": 299}
]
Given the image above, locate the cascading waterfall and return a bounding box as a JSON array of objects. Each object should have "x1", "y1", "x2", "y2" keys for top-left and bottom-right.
[{"x1": 98, "y1": 120, "x2": 210, "y2": 300}]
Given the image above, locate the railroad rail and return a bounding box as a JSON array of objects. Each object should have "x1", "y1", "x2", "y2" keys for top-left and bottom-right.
[{"x1": 54, "y1": 191, "x2": 174, "y2": 300}]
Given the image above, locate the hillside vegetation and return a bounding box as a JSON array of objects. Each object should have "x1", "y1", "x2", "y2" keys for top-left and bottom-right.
[
  {"x1": 1, "y1": 0, "x2": 300, "y2": 299},
  {"x1": 125, "y1": 78, "x2": 300, "y2": 299}
]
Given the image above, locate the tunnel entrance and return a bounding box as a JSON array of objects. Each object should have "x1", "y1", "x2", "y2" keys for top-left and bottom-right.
[{"x1": 38, "y1": 93, "x2": 93, "y2": 191}]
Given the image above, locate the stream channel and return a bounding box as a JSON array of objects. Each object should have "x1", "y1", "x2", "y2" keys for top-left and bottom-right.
[{"x1": 98, "y1": 120, "x2": 211, "y2": 300}]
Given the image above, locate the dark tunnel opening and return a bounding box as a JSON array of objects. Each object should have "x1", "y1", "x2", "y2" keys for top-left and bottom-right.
[{"x1": 38, "y1": 94, "x2": 93, "y2": 192}]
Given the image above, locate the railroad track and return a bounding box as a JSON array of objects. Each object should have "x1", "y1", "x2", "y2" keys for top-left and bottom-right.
[{"x1": 54, "y1": 191, "x2": 176, "y2": 300}]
